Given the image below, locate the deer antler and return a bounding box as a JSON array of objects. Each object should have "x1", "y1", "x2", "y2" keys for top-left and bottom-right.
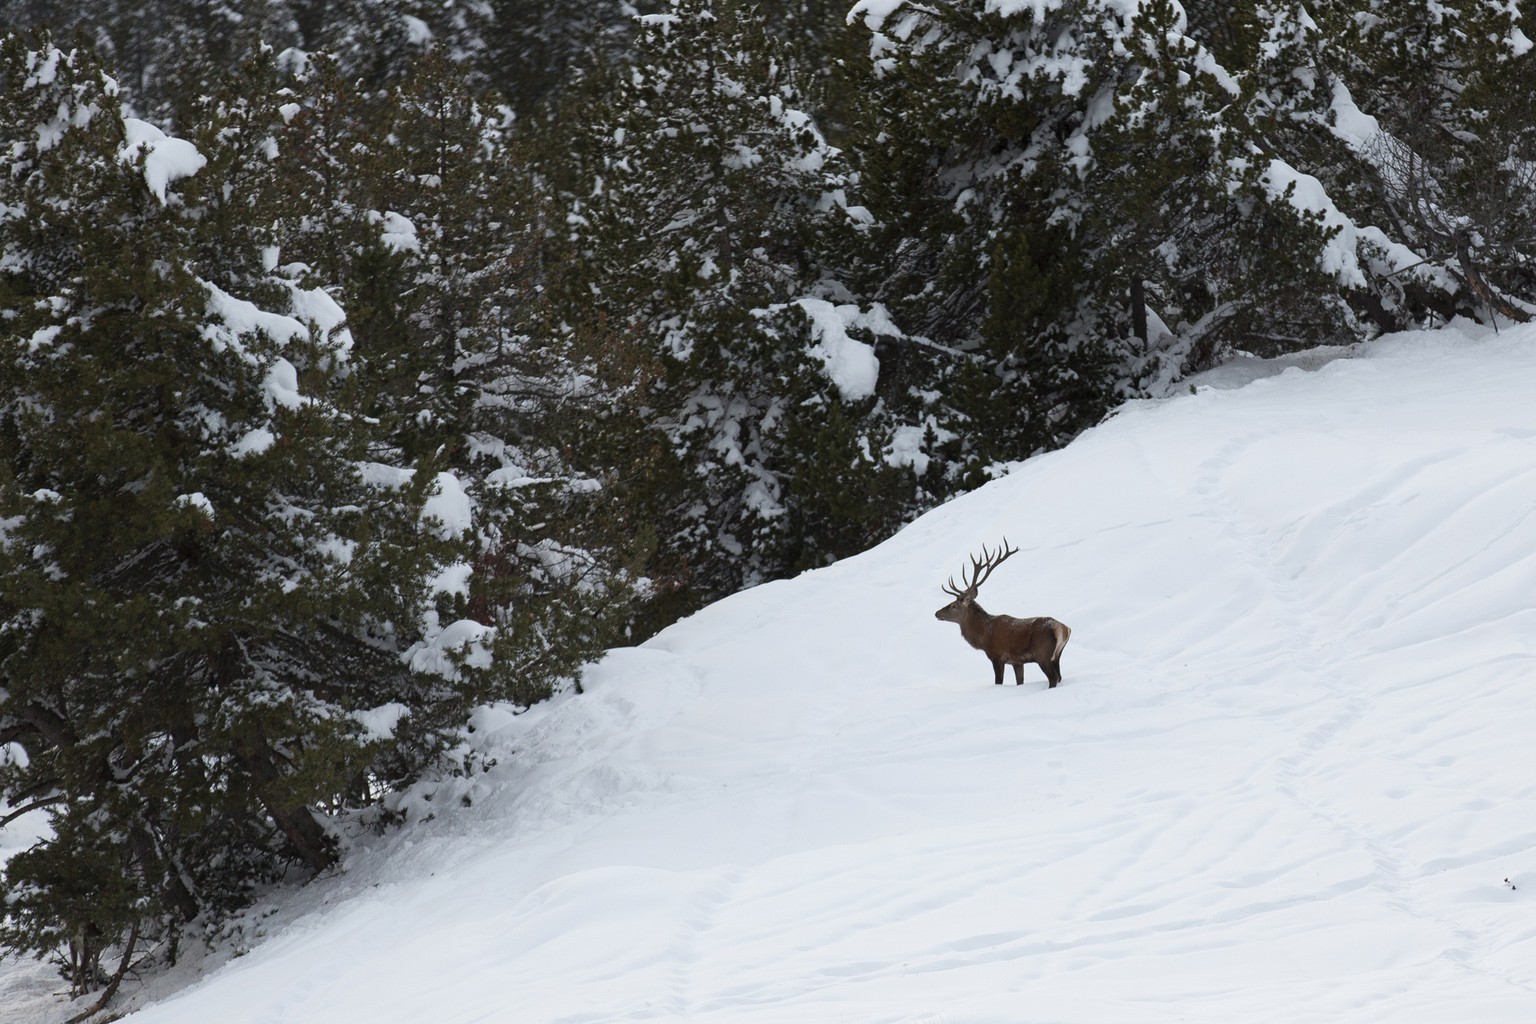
[{"x1": 955, "y1": 538, "x2": 1019, "y2": 595}]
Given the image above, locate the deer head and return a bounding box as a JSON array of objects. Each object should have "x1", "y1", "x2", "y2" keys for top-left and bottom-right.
[{"x1": 934, "y1": 539, "x2": 1019, "y2": 622}]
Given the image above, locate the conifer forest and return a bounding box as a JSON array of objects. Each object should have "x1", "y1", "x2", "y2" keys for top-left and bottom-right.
[{"x1": 2, "y1": 0, "x2": 1535, "y2": 1003}]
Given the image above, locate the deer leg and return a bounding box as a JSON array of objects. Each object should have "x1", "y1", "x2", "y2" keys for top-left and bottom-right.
[
  {"x1": 1012, "y1": 662, "x2": 1024, "y2": 686},
  {"x1": 990, "y1": 657, "x2": 1004, "y2": 685},
  {"x1": 1044, "y1": 660, "x2": 1062, "y2": 688}
]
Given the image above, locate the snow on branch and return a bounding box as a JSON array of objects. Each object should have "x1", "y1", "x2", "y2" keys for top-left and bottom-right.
[{"x1": 118, "y1": 118, "x2": 206, "y2": 204}]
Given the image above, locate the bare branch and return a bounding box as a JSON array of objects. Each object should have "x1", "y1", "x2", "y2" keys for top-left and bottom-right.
[{"x1": 0, "y1": 795, "x2": 65, "y2": 830}]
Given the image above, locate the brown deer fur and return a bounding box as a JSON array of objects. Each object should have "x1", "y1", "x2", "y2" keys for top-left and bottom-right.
[{"x1": 935, "y1": 541, "x2": 1071, "y2": 687}]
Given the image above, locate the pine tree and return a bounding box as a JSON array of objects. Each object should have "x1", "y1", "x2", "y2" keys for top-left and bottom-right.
[
  {"x1": 480, "y1": 0, "x2": 641, "y2": 112},
  {"x1": 1078, "y1": 0, "x2": 1349, "y2": 371},
  {"x1": 1309, "y1": 0, "x2": 1536, "y2": 324},
  {"x1": 559, "y1": 0, "x2": 904, "y2": 611},
  {"x1": 0, "y1": 34, "x2": 583, "y2": 994},
  {"x1": 1, "y1": 0, "x2": 299, "y2": 125},
  {"x1": 1, "y1": 0, "x2": 497, "y2": 121},
  {"x1": 296, "y1": 0, "x2": 493, "y2": 94},
  {"x1": 840, "y1": 0, "x2": 1352, "y2": 481},
  {"x1": 378, "y1": 53, "x2": 639, "y2": 692},
  {"x1": 261, "y1": 48, "x2": 638, "y2": 695}
]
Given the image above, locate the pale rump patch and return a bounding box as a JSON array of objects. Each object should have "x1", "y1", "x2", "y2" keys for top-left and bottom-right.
[{"x1": 1052, "y1": 621, "x2": 1071, "y2": 662}]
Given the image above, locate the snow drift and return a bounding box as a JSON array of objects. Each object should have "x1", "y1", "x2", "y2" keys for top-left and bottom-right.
[{"x1": 4, "y1": 322, "x2": 1536, "y2": 1022}]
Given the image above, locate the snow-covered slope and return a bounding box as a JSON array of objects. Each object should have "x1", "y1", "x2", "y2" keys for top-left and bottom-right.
[{"x1": 9, "y1": 324, "x2": 1536, "y2": 1022}]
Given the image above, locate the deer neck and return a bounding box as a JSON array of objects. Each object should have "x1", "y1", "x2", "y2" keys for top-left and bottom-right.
[{"x1": 959, "y1": 600, "x2": 993, "y2": 647}]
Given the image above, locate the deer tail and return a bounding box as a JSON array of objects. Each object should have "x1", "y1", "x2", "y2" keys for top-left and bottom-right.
[{"x1": 1051, "y1": 621, "x2": 1071, "y2": 662}]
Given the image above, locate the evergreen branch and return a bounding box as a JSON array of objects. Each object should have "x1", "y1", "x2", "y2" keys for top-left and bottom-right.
[
  {"x1": 19, "y1": 703, "x2": 75, "y2": 748},
  {"x1": 0, "y1": 723, "x2": 32, "y2": 748},
  {"x1": 888, "y1": 332, "x2": 984, "y2": 363},
  {"x1": 5, "y1": 774, "x2": 65, "y2": 807},
  {"x1": 1380, "y1": 256, "x2": 1439, "y2": 280},
  {"x1": 0, "y1": 794, "x2": 64, "y2": 829}
]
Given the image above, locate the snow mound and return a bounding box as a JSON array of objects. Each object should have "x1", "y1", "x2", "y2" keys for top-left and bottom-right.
[
  {"x1": 7, "y1": 324, "x2": 1536, "y2": 1023},
  {"x1": 794, "y1": 297, "x2": 896, "y2": 402},
  {"x1": 118, "y1": 118, "x2": 206, "y2": 203}
]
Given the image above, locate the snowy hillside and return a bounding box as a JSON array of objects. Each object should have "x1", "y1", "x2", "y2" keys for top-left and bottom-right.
[{"x1": 6, "y1": 323, "x2": 1536, "y2": 1022}]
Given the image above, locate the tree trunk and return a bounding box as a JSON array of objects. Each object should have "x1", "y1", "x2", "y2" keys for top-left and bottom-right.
[
  {"x1": 1456, "y1": 236, "x2": 1531, "y2": 325},
  {"x1": 65, "y1": 919, "x2": 139, "y2": 1024},
  {"x1": 1130, "y1": 277, "x2": 1148, "y2": 345},
  {"x1": 129, "y1": 827, "x2": 200, "y2": 923},
  {"x1": 232, "y1": 733, "x2": 336, "y2": 873}
]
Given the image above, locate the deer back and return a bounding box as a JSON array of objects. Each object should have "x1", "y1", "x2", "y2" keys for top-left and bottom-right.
[{"x1": 986, "y1": 614, "x2": 1070, "y2": 663}]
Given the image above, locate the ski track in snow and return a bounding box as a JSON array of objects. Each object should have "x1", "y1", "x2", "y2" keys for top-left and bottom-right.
[{"x1": 5, "y1": 326, "x2": 1536, "y2": 1022}]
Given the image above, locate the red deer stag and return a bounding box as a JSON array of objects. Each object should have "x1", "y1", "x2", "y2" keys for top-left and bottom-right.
[{"x1": 935, "y1": 540, "x2": 1071, "y2": 687}]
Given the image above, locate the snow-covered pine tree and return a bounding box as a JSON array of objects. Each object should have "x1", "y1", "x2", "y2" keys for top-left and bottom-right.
[
  {"x1": 2, "y1": 0, "x2": 293, "y2": 126},
  {"x1": 340, "y1": 51, "x2": 639, "y2": 697},
  {"x1": 1075, "y1": 0, "x2": 1349, "y2": 373},
  {"x1": 3, "y1": 0, "x2": 497, "y2": 121},
  {"x1": 1304, "y1": 0, "x2": 1536, "y2": 325},
  {"x1": 481, "y1": 0, "x2": 640, "y2": 112},
  {"x1": 561, "y1": 0, "x2": 906, "y2": 614},
  {"x1": 841, "y1": 0, "x2": 1350, "y2": 481},
  {"x1": 255, "y1": 48, "x2": 637, "y2": 698},
  {"x1": 0, "y1": 35, "x2": 544, "y2": 991},
  {"x1": 292, "y1": 0, "x2": 494, "y2": 94}
]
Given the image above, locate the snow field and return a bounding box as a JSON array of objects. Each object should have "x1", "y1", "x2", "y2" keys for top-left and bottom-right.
[{"x1": 6, "y1": 324, "x2": 1536, "y2": 1022}]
